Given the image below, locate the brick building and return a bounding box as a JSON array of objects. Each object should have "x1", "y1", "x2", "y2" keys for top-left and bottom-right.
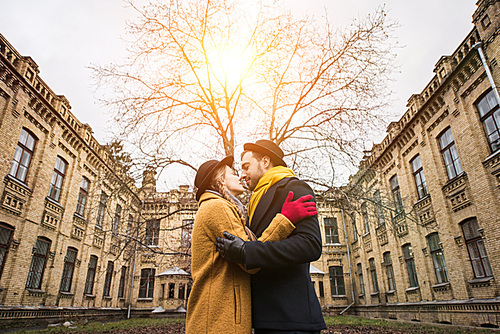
[
  {"x1": 0, "y1": 32, "x2": 196, "y2": 320},
  {"x1": 309, "y1": 0, "x2": 500, "y2": 328}
]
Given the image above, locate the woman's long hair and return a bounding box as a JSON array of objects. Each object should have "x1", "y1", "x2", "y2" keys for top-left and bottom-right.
[{"x1": 207, "y1": 165, "x2": 245, "y2": 219}]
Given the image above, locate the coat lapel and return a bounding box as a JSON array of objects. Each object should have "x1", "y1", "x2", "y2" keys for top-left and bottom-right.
[{"x1": 250, "y1": 177, "x2": 294, "y2": 237}]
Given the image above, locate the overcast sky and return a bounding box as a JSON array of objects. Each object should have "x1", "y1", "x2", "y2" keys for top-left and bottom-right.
[{"x1": 1, "y1": 0, "x2": 478, "y2": 187}]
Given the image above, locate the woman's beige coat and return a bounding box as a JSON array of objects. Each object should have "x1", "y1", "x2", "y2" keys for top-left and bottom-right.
[{"x1": 186, "y1": 192, "x2": 294, "y2": 334}]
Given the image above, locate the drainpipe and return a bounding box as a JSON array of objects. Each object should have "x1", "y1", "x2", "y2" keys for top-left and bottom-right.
[
  {"x1": 339, "y1": 207, "x2": 356, "y2": 315},
  {"x1": 473, "y1": 42, "x2": 500, "y2": 104}
]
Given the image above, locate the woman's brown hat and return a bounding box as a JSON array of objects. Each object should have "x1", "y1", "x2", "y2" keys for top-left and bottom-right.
[{"x1": 194, "y1": 156, "x2": 234, "y2": 201}]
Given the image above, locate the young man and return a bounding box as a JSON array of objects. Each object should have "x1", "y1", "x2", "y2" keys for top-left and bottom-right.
[{"x1": 215, "y1": 139, "x2": 326, "y2": 334}]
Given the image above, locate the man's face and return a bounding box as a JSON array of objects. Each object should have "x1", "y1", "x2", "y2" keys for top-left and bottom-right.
[{"x1": 240, "y1": 152, "x2": 266, "y2": 191}]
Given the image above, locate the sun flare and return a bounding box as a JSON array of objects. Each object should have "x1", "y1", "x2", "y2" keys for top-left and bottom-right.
[{"x1": 206, "y1": 45, "x2": 255, "y2": 88}]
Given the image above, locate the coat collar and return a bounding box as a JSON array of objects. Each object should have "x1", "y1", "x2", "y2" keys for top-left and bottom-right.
[{"x1": 250, "y1": 177, "x2": 295, "y2": 235}]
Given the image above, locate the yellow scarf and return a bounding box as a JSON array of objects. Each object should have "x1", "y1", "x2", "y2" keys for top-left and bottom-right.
[{"x1": 248, "y1": 166, "x2": 295, "y2": 224}]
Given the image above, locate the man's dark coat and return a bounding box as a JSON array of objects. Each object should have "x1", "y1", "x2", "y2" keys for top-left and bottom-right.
[{"x1": 245, "y1": 177, "x2": 326, "y2": 331}]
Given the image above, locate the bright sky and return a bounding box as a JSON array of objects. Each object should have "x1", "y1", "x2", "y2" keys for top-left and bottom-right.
[{"x1": 1, "y1": 0, "x2": 478, "y2": 187}]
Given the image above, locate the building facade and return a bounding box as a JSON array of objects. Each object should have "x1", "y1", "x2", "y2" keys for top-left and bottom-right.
[
  {"x1": 308, "y1": 0, "x2": 500, "y2": 328},
  {"x1": 0, "y1": 33, "x2": 196, "y2": 315}
]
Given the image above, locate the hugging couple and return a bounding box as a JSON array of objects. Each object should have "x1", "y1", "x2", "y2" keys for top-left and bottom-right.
[{"x1": 186, "y1": 139, "x2": 326, "y2": 334}]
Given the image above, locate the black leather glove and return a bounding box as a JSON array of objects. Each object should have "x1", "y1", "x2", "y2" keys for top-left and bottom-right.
[{"x1": 215, "y1": 231, "x2": 246, "y2": 264}]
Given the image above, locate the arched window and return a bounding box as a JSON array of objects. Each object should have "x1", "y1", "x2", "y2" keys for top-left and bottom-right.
[
  {"x1": 9, "y1": 128, "x2": 36, "y2": 183},
  {"x1": 26, "y1": 237, "x2": 51, "y2": 289},
  {"x1": 461, "y1": 218, "x2": 492, "y2": 278},
  {"x1": 0, "y1": 223, "x2": 14, "y2": 279},
  {"x1": 48, "y1": 156, "x2": 68, "y2": 202}
]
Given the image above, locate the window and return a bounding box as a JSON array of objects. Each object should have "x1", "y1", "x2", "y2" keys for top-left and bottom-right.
[
  {"x1": 178, "y1": 283, "x2": 185, "y2": 299},
  {"x1": 118, "y1": 266, "x2": 127, "y2": 299},
  {"x1": 168, "y1": 283, "x2": 175, "y2": 298},
  {"x1": 369, "y1": 258, "x2": 379, "y2": 293},
  {"x1": 139, "y1": 268, "x2": 155, "y2": 298},
  {"x1": 362, "y1": 203, "x2": 370, "y2": 234},
  {"x1": 9, "y1": 128, "x2": 36, "y2": 183},
  {"x1": 48, "y1": 156, "x2": 67, "y2": 202},
  {"x1": 127, "y1": 214, "x2": 134, "y2": 237},
  {"x1": 59, "y1": 247, "x2": 77, "y2": 293},
  {"x1": 75, "y1": 177, "x2": 89, "y2": 216},
  {"x1": 462, "y1": 218, "x2": 493, "y2": 278},
  {"x1": 357, "y1": 263, "x2": 365, "y2": 295},
  {"x1": 324, "y1": 218, "x2": 339, "y2": 244},
  {"x1": 181, "y1": 219, "x2": 193, "y2": 247},
  {"x1": 146, "y1": 219, "x2": 160, "y2": 246},
  {"x1": 96, "y1": 192, "x2": 108, "y2": 227},
  {"x1": 318, "y1": 281, "x2": 325, "y2": 298},
  {"x1": 390, "y1": 175, "x2": 403, "y2": 213},
  {"x1": 26, "y1": 237, "x2": 51, "y2": 289},
  {"x1": 103, "y1": 261, "x2": 114, "y2": 297},
  {"x1": 84, "y1": 255, "x2": 98, "y2": 295},
  {"x1": 329, "y1": 266, "x2": 345, "y2": 296},
  {"x1": 427, "y1": 233, "x2": 449, "y2": 284},
  {"x1": 482, "y1": 14, "x2": 491, "y2": 29},
  {"x1": 403, "y1": 244, "x2": 419, "y2": 288},
  {"x1": 0, "y1": 223, "x2": 14, "y2": 279},
  {"x1": 374, "y1": 190, "x2": 385, "y2": 226},
  {"x1": 383, "y1": 252, "x2": 396, "y2": 291},
  {"x1": 411, "y1": 155, "x2": 428, "y2": 199},
  {"x1": 113, "y1": 204, "x2": 122, "y2": 234},
  {"x1": 476, "y1": 89, "x2": 500, "y2": 152},
  {"x1": 351, "y1": 214, "x2": 358, "y2": 241},
  {"x1": 438, "y1": 128, "x2": 463, "y2": 179},
  {"x1": 161, "y1": 283, "x2": 165, "y2": 299}
]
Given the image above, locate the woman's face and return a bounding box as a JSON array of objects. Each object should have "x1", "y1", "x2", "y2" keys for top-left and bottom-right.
[{"x1": 223, "y1": 165, "x2": 245, "y2": 196}]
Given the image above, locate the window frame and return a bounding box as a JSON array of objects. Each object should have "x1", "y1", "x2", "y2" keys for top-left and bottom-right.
[
  {"x1": 118, "y1": 266, "x2": 127, "y2": 299},
  {"x1": 26, "y1": 237, "x2": 51, "y2": 290},
  {"x1": 0, "y1": 223, "x2": 14, "y2": 280},
  {"x1": 438, "y1": 127, "x2": 463, "y2": 180},
  {"x1": 362, "y1": 203, "x2": 370, "y2": 234},
  {"x1": 403, "y1": 244, "x2": 419, "y2": 288},
  {"x1": 369, "y1": 258, "x2": 379, "y2": 293},
  {"x1": 96, "y1": 192, "x2": 108, "y2": 228},
  {"x1": 146, "y1": 219, "x2": 160, "y2": 246},
  {"x1": 75, "y1": 177, "x2": 90, "y2": 216},
  {"x1": 60, "y1": 247, "x2": 78, "y2": 293},
  {"x1": 410, "y1": 155, "x2": 428, "y2": 199},
  {"x1": 84, "y1": 255, "x2": 98, "y2": 295},
  {"x1": 9, "y1": 128, "x2": 36, "y2": 183},
  {"x1": 329, "y1": 266, "x2": 346, "y2": 296},
  {"x1": 324, "y1": 217, "x2": 340, "y2": 244},
  {"x1": 476, "y1": 89, "x2": 500, "y2": 153},
  {"x1": 113, "y1": 204, "x2": 122, "y2": 235},
  {"x1": 383, "y1": 252, "x2": 396, "y2": 291},
  {"x1": 390, "y1": 175, "x2": 404, "y2": 213},
  {"x1": 48, "y1": 156, "x2": 68, "y2": 202},
  {"x1": 139, "y1": 268, "x2": 155, "y2": 299},
  {"x1": 426, "y1": 233, "x2": 449, "y2": 284},
  {"x1": 357, "y1": 263, "x2": 365, "y2": 295},
  {"x1": 461, "y1": 218, "x2": 493, "y2": 279},
  {"x1": 103, "y1": 261, "x2": 114, "y2": 297}
]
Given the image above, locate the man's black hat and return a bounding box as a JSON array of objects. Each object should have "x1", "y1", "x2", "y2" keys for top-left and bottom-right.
[
  {"x1": 194, "y1": 156, "x2": 234, "y2": 201},
  {"x1": 243, "y1": 139, "x2": 287, "y2": 167}
]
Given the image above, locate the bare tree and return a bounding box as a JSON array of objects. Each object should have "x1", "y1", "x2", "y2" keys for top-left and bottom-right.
[{"x1": 92, "y1": 0, "x2": 397, "y2": 184}]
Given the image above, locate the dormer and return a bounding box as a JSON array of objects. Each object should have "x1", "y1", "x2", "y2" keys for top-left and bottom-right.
[
  {"x1": 434, "y1": 55, "x2": 452, "y2": 81},
  {"x1": 407, "y1": 94, "x2": 423, "y2": 116}
]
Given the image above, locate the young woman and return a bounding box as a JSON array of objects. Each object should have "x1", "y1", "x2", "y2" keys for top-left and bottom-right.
[{"x1": 186, "y1": 156, "x2": 317, "y2": 334}]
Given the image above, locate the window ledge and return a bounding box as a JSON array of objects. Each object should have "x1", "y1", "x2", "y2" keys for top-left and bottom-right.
[
  {"x1": 432, "y1": 282, "x2": 450, "y2": 289},
  {"x1": 84, "y1": 294, "x2": 96, "y2": 299},
  {"x1": 414, "y1": 195, "x2": 430, "y2": 206},
  {"x1": 405, "y1": 286, "x2": 420, "y2": 292},
  {"x1": 58, "y1": 291, "x2": 74, "y2": 296},
  {"x1": 483, "y1": 149, "x2": 500, "y2": 165},
  {"x1": 45, "y1": 196, "x2": 63, "y2": 208},
  {"x1": 469, "y1": 276, "x2": 494, "y2": 286},
  {"x1": 331, "y1": 295, "x2": 347, "y2": 298},
  {"x1": 137, "y1": 298, "x2": 153, "y2": 302},
  {"x1": 442, "y1": 172, "x2": 467, "y2": 188},
  {"x1": 370, "y1": 292, "x2": 380, "y2": 296},
  {"x1": 358, "y1": 293, "x2": 365, "y2": 298},
  {"x1": 103, "y1": 296, "x2": 112, "y2": 300},
  {"x1": 5, "y1": 175, "x2": 32, "y2": 192},
  {"x1": 385, "y1": 290, "x2": 396, "y2": 295}
]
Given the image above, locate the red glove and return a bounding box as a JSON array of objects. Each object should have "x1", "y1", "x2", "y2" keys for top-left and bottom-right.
[{"x1": 281, "y1": 191, "x2": 317, "y2": 224}]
